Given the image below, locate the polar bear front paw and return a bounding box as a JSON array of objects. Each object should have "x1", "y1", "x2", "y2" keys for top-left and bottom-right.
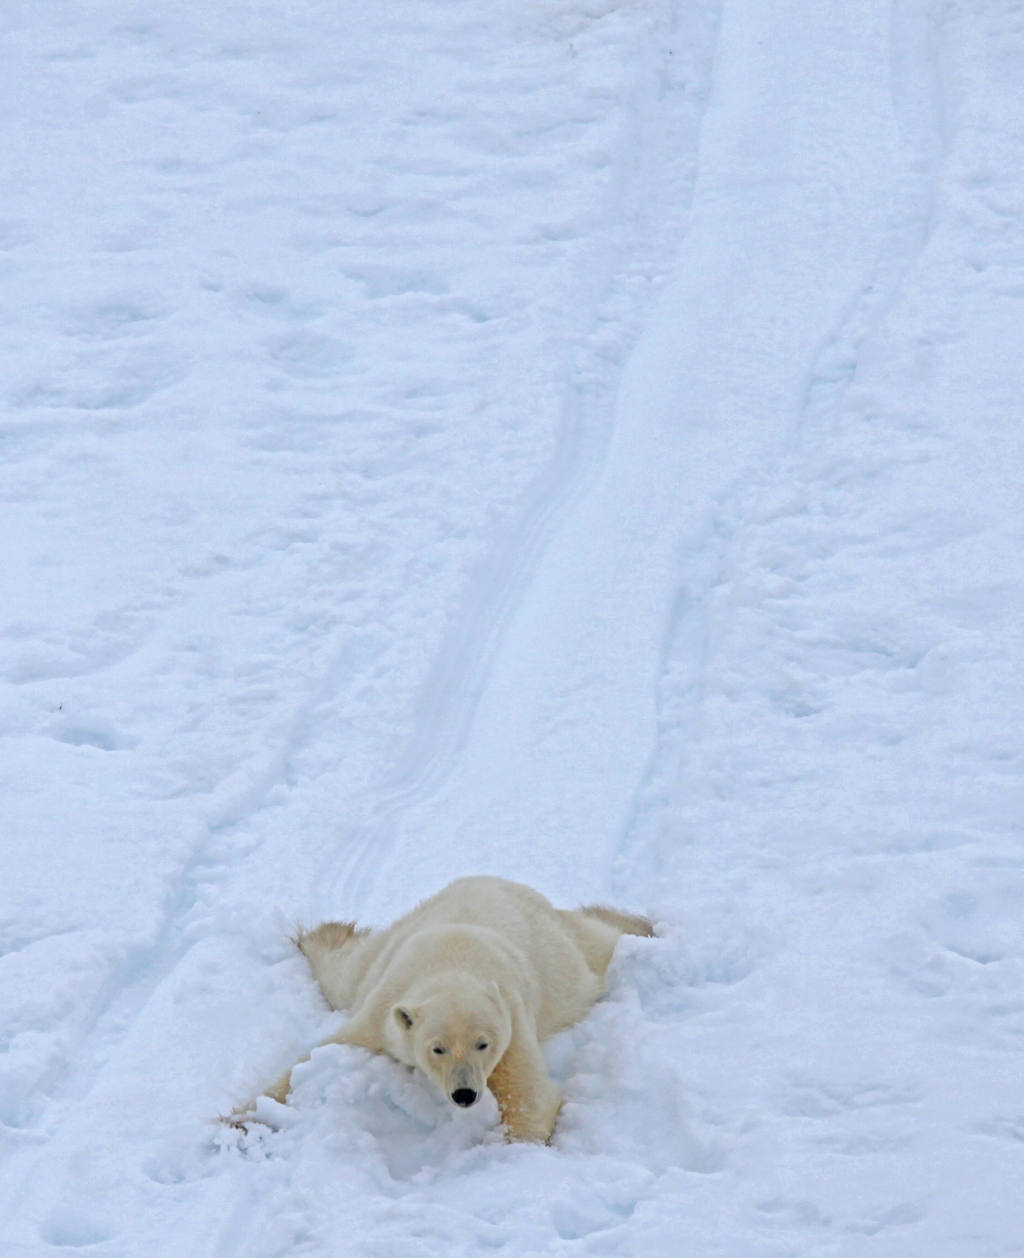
[{"x1": 490, "y1": 1068, "x2": 561, "y2": 1143}]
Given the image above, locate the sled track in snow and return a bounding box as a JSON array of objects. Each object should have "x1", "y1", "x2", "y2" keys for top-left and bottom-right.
[
  {"x1": 320, "y1": 3, "x2": 721, "y2": 918},
  {"x1": 611, "y1": 0, "x2": 950, "y2": 905}
]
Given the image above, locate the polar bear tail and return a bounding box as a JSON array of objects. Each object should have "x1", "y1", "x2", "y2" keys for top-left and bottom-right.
[{"x1": 578, "y1": 904, "x2": 655, "y2": 938}]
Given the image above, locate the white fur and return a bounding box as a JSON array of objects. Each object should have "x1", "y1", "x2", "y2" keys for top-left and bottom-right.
[{"x1": 242, "y1": 876, "x2": 653, "y2": 1142}]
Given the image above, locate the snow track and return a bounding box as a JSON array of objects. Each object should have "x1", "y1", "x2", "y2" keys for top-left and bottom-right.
[
  {"x1": 2, "y1": 2, "x2": 1023, "y2": 1255},
  {"x1": 328, "y1": 1, "x2": 722, "y2": 918}
]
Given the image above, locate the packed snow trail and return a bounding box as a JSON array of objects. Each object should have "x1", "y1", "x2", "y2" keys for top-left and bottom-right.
[
  {"x1": 2, "y1": 2, "x2": 1024, "y2": 1257},
  {"x1": 648, "y1": 5, "x2": 1024, "y2": 1250},
  {"x1": 357, "y1": 0, "x2": 922, "y2": 916}
]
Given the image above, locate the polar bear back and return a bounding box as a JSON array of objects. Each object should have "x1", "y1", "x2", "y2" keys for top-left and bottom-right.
[{"x1": 346, "y1": 876, "x2": 623, "y2": 1040}]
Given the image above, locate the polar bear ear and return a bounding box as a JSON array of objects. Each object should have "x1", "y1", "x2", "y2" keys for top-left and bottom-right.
[{"x1": 394, "y1": 1005, "x2": 416, "y2": 1030}]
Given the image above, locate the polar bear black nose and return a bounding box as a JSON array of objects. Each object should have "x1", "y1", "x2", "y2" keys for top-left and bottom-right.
[{"x1": 452, "y1": 1088, "x2": 478, "y2": 1107}]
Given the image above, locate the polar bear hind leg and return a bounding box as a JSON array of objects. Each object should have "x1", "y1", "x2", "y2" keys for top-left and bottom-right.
[
  {"x1": 295, "y1": 920, "x2": 370, "y2": 1011},
  {"x1": 557, "y1": 903, "x2": 654, "y2": 983},
  {"x1": 579, "y1": 904, "x2": 655, "y2": 938}
]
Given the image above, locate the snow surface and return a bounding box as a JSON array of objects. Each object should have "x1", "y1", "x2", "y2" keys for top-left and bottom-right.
[{"x1": 2, "y1": 1, "x2": 1023, "y2": 1254}]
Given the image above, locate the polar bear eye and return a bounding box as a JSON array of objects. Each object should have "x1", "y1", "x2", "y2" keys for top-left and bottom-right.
[
  {"x1": 432, "y1": 1045, "x2": 447, "y2": 1055},
  {"x1": 476, "y1": 1041, "x2": 489, "y2": 1051}
]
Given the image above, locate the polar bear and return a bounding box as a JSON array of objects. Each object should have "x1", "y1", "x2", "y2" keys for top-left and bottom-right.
[{"x1": 237, "y1": 876, "x2": 653, "y2": 1142}]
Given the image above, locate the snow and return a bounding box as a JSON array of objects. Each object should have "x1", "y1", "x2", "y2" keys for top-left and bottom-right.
[{"x1": 2, "y1": 1, "x2": 1023, "y2": 1254}]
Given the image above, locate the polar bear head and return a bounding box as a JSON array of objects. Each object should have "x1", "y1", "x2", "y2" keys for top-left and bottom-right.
[{"x1": 392, "y1": 977, "x2": 511, "y2": 1110}]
